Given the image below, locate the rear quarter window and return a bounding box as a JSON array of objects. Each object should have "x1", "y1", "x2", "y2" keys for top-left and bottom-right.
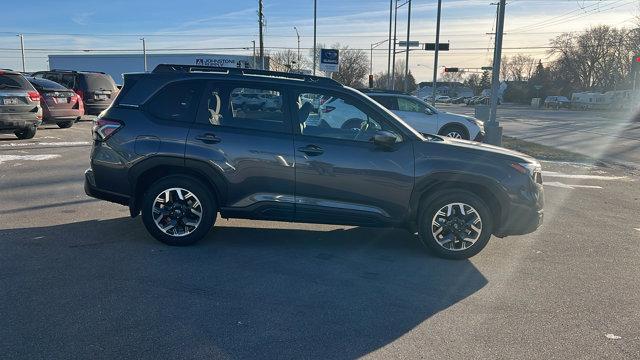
[{"x1": 145, "y1": 80, "x2": 204, "y2": 123}]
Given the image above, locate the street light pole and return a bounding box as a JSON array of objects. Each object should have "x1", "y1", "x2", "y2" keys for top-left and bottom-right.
[
  {"x1": 258, "y1": 0, "x2": 265, "y2": 70},
  {"x1": 391, "y1": 0, "x2": 399, "y2": 89},
  {"x1": 487, "y1": 0, "x2": 506, "y2": 146},
  {"x1": 431, "y1": 0, "x2": 442, "y2": 106},
  {"x1": 252, "y1": 40, "x2": 257, "y2": 69},
  {"x1": 293, "y1": 26, "x2": 300, "y2": 70},
  {"x1": 387, "y1": 0, "x2": 393, "y2": 88},
  {"x1": 403, "y1": 0, "x2": 412, "y2": 92},
  {"x1": 140, "y1": 37, "x2": 147, "y2": 72},
  {"x1": 18, "y1": 34, "x2": 25, "y2": 73},
  {"x1": 313, "y1": 0, "x2": 317, "y2": 75}
]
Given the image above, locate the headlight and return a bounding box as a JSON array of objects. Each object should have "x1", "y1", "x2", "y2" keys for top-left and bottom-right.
[{"x1": 511, "y1": 162, "x2": 542, "y2": 182}]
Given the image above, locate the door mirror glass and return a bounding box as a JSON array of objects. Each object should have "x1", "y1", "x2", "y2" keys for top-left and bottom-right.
[{"x1": 373, "y1": 130, "x2": 398, "y2": 147}]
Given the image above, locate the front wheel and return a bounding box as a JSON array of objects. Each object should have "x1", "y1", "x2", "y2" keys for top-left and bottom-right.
[
  {"x1": 141, "y1": 176, "x2": 217, "y2": 246},
  {"x1": 439, "y1": 124, "x2": 469, "y2": 140},
  {"x1": 418, "y1": 190, "x2": 493, "y2": 259},
  {"x1": 57, "y1": 121, "x2": 74, "y2": 129}
]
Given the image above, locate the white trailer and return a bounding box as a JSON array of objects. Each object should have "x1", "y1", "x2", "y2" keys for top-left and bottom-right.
[{"x1": 48, "y1": 53, "x2": 263, "y2": 85}]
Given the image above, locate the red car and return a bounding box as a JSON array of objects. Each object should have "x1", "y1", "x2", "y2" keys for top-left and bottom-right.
[{"x1": 26, "y1": 76, "x2": 83, "y2": 128}]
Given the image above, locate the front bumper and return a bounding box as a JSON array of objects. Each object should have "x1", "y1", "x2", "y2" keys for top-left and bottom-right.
[
  {"x1": 496, "y1": 182, "x2": 544, "y2": 237},
  {"x1": 473, "y1": 131, "x2": 486, "y2": 142}
]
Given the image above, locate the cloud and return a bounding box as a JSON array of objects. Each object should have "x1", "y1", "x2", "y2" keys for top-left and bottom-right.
[{"x1": 71, "y1": 12, "x2": 94, "y2": 26}]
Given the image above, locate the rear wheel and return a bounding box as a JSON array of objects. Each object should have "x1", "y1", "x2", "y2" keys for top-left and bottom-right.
[
  {"x1": 439, "y1": 124, "x2": 469, "y2": 140},
  {"x1": 57, "y1": 121, "x2": 74, "y2": 129},
  {"x1": 418, "y1": 190, "x2": 493, "y2": 259},
  {"x1": 15, "y1": 125, "x2": 37, "y2": 140},
  {"x1": 141, "y1": 176, "x2": 217, "y2": 246}
]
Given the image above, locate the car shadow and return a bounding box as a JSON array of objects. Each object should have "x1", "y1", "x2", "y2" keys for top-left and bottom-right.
[{"x1": 0, "y1": 217, "x2": 487, "y2": 359}]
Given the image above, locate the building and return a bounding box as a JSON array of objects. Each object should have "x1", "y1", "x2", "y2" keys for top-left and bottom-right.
[{"x1": 48, "y1": 53, "x2": 265, "y2": 84}]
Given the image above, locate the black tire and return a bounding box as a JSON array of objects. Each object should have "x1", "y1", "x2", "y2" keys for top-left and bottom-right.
[
  {"x1": 57, "y1": 121, "x2": 74, "y2": 129},
  {"x1": 141, "y1": 176, "x2": 217, "y2": 246},
  {"x1": 15, "y1": 125, "x2": 37, "y2": 140},
  {"x1": 439, "y1": 124, "x2": 469, "y2": 140},
  {"x1": 418, "y1": 190, "x2": 494, "y2": 260}
]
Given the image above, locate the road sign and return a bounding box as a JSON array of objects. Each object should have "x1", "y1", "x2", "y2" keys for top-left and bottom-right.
[
  {"x1": 398, "y1": 40, "x2": 420, "y2": 48},
  {"x1": 425, "y1": 43, "x2": 449, "y2": 51},
  {"x1": 444, "y1": 67, "x2": 459, "y2": 72},
  {"x1": 319, "y1": 49, "x2": 339, "y2": 72},
  {"x1": 481, "y1": 66, "x2": 493, "y2": 71}
]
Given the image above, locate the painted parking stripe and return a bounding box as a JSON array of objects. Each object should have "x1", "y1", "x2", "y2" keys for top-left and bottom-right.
[
  {"x1": 0, "y1": 141, "x2": 91, "y2": 148},
  {"x1": 0, "y1": 154, "x2": 61, "y2": 165},
  {"x1": 544, "y1": 181, "x2": 602, "y2": 190},
  {"x1": 542, "y1": 171, "x2": 627, "y2": 181}
]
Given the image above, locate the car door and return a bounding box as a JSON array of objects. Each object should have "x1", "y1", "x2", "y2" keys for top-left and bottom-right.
[
  {"x1": 394, "y1": 96, "x2": 439, "y2": 134},
  {"x1": 292, "y1": 87, "x2": 415, "y2": 226},
  {"x1": 185, "y1": 80, "x2": 295, "y2": 221}
]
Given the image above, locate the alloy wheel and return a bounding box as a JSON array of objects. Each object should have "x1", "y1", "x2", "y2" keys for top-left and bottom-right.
[
  {"x1": 152, "y1": 187, "x2": 203, "y2": 237},
  {"x1": 431, "y1": 202, "x2": 483, "y2": 251}
]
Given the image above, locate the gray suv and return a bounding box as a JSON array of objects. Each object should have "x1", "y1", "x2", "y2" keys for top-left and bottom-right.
[
  {"x1": 85, "y1": 64, "x2": 544, "y2": 259},
  {"x1": 0, "y1": 69, "x2": 42, "y2": 139}
]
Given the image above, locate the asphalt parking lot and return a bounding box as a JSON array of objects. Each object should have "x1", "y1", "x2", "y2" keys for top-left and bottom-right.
[{"x1": 1, "y1": 121, "x2": 639, "y2": 359}]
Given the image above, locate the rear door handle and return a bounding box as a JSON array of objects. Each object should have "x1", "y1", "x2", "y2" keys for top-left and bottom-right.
[
  {"x1": 297, "y1": 145, "x2": 324, "y2": 156},
  {"x1": 195, "y1": 133, "x2": 221, "y2": 144}
]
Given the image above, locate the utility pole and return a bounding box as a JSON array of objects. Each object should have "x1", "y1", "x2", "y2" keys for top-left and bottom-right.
[
  {"x1": 391, "y1": 0, "x2": 399, "y2": 89},
  {"x1": 18, "y1": 34, "x2": 25, "y2": 73},
  {"x1": 293, "y1": 26, "x2": 300, "y2": 70},
  {"x1": 313, "y1": 0, "x2": 317, "y2": 75},
  {"x1": 252, "y1": 40, "x2": 257, "y2": 69},
  {"x1": 487, "y1": 0, "x2": 506, "y2": 146},
  {"x1": 431, "y1": 0, "x2": 442, "y2": 106},
  {"x1": 387, "y1": 0, "x2": 393, "y2": 89},
  {"x1": 403, "y1": 0, "x2": 412, "y2": 92},
  {"x1": 258, "y1": 0, "x2": 265, "y2": 70},
  {"x1": 140, "y1": 38, "x2": 147, "y2": 72}
]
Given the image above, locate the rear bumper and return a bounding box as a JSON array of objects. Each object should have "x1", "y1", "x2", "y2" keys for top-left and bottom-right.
[
  {"x1": 84, "y1": 168, "x2": 130, "y2": 206},
  {"x1": 83, "y1": 103, "x2": 111, "y2": 115},
  {"x1": 43, "y1": 108, "x2": 83, "y2": 122},
  {"x1": 0, "y1": 114, "x2": 41, "y2": 130}
]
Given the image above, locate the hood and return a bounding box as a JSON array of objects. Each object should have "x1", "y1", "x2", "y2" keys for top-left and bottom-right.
[{"x1": 436, "y1": 137, "x2": 538, "y2": 164}]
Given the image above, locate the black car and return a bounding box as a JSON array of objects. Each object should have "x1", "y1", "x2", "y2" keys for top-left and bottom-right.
[
  {"x1": 85, "y1": 64, "x2": 544, "y2": 259},
  {"x1": 32, "y1": 69, "x2": 119, "y2": 115},
  {"x1": 0, "y1": 69, "x2": 42, "y2": 139}
]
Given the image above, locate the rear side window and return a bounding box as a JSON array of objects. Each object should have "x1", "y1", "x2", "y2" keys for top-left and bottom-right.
[
  {"x1": 146, "y1": 80, "x2": 204, "y2": 123},
  {"x1": 370, "y1": 95, "x2": 398, "y2": 110},
  {"x1": 0, "y1": 74, "x2": 32, "y2": 90},
  {"x1": 81, "y1": 74, "x2": 116, "y2": 91},
  {"x1": 397, "y1": 97, "x2": 427, "y2": 113}
]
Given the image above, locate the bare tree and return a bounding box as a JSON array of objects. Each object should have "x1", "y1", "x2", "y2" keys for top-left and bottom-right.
[
  {"x1": 372, "y1": 60, "x2": 416, "y2": 91},
  {"x1": 269, "y1": 49, "x2": 299, "y2": 72}
]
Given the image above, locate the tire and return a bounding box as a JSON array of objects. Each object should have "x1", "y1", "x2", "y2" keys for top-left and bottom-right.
[
  {"x1": 57, "y1": 121, "x2": 74, "y2": 129},
  {"x1": 141, "y1": 176, "x2": 217, "y2": 246},
  {"x1": 439, "y1": 124, "x2": 469, "y2": 140},
  {"x1": 418, "y1": 190, "x2": 494, "y2": 260},
  {"x1": 15, "y1": 125, "x2": 37, "y2": 140}
]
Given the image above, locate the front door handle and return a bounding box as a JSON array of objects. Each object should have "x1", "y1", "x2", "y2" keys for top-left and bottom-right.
[
  {"x1": 195, "y1": 133, "x2": 221, "y2": 144},
  {"x1": 297, "y1": 144, "x2": 324, "y2": 156}
]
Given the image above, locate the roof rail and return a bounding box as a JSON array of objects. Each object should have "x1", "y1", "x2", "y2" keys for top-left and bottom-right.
[{"x1": 152, "y1": 64, "x2": 342, "y2": 87}]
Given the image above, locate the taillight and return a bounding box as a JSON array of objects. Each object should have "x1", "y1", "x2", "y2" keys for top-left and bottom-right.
[
  {"x1": 322, "y1": 106, "x2": 335, "y2": 113},
  {"x1": 92, "y1": 118, "x2": 122, "y2": 141},
  {"x1": 75, "y1": 89, "x2": 84, "y2": 100},
  {"x1": 28, "y1": 91, "x2": 41, "y2": 102}
]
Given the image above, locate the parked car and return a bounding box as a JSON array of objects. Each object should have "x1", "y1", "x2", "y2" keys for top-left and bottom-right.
[
  {"x1": 0, "y1": 69, "x2": 42, "y2": 139},
  {"x1": 364, "y1": 90, "x2": 485, "y2": 141},
  {"x1": 85, "y1": 64, "x2": 544, "y2": 259},
  {"x1": 544, "y1": 96, "x2": 570, "y2": 109},
  {"x1": 31, "y1": 70, "x2": 119, "y2": 115},
  {"x1": 435, "y1": 95, "x2": 451, "y2": 103},
  {"x1": 26, "y1": 76, "x2": 83, "y2": 128}
]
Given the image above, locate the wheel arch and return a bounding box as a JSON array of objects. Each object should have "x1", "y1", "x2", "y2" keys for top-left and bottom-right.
[{"x1": 438, "y1": 122, "x2": 470, "y2": 138}]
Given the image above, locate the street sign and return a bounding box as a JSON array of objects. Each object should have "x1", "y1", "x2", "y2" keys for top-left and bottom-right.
[
  {"x1": 481, "y1": 66, "x2": 493, "y2": 71},
  {"x1": 425, "y1": 43, "x2": 449, "y2": 51},
  {"x1": 319, "y1": 49, "x2": 339, "y2": 72},
  {"x1": 398, "y1": 40, "x2": 420, "y2": 47},
  {"x1": 444, "y1": 67, "x2": 459, "y2": 72}
]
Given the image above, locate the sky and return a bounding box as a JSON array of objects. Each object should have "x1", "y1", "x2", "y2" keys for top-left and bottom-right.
[{"x1": 0, "y1": 0, "x2": 637, "y2": 81}]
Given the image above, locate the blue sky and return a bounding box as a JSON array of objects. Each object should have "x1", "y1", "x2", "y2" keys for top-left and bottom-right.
[{"x1": 1, "y1": 0, "x2": 637, "y2": 80}]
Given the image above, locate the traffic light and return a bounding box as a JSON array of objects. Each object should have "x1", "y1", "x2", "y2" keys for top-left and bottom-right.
[
  {"x1": 633, "y1": 55, "x2": 640, "y2": 73},
  {"x1": 444, "y1": 67, "x2": 459, "y2": 73},
  {"x1": 368, "y1": 74, "x2": 374, "y2": 88}
]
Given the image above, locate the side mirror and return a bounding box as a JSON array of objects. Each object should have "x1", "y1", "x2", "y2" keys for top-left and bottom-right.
[{"x1": 373, "y1": 130, "x2": 397, "y2": 148}]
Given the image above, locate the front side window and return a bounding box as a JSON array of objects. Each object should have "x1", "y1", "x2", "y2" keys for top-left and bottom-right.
[
  {"x1": 398, "y1": 97, "x2": 427, "y2": 113},
  {"x1": 297, "y1": 91, "x2": 401, "y2": 142},
  {"x1": 146, "y1": 80, "x2": 203, "y2": 123}
]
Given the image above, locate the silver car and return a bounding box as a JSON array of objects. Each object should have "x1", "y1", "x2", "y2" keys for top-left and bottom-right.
[{"x1": 0, "y1": 70, "x2": 42, "y2": 139}]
